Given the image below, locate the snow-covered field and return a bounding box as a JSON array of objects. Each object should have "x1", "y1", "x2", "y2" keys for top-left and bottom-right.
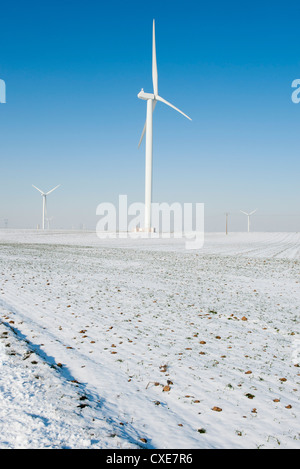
[{"x1": 0, "y1": 230, "x2": 299, "y2": 449}]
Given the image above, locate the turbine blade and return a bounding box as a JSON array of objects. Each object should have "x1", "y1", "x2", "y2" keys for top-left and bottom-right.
[
  {"x1": 240, "y1": 210, "x2": 248, "y2": 215},
  {"x1": 152, "y1": 19, "x2": 158, "y2": 96},
  {"x1": 46, "y1": 184, "x2": 60, "y2": 195},
  {"x1": 156, "y1": 95, "x2": 192, "y2": 121},
  {"x1": 32, "y1": 185, "x2": 44, "y2": 195},
  {"x1": 249, "y1": 209, "x2": 257, "y2": 216},
  {"x1": 138, "y1": 121, "x2": 147, "y2": 148},
  {"x1": 138, "y1": 101, "x2": 157, "y2": 148}
]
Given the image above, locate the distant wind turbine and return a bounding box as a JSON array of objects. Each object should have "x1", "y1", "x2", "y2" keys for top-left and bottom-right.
[
  {"x1": 225, "y1": 212, "x2": 229, "y2": 235},
  {"x1": 138, "y1": 19, "x2": 191, "y2": 232},
  {"x1": 240, "y1": 209, "x2": 257, "y2": 233},
  {"x1": 32, "y1": 184, "x2": 60, "y2": 230}
]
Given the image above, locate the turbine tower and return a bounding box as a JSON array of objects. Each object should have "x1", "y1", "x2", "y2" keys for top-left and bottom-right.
[
  {"x1": 138, "y1": 20, "x2": 191, "y2": 232},
  {"x1": 240, "y1": 209, "x2": 257, "y2": 233},
  {"x1": 32, "y1": 184, "x2": 60, "y2": 230}
]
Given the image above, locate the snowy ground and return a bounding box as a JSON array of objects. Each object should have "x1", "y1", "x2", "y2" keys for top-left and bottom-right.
[{"x1": 0, "y1": 230, "x2": 299, "y2": 449}]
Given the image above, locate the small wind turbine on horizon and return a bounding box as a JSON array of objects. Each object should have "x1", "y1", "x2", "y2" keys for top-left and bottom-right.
[
  {"x1": 137, "y1": 19, "x2": 192, "y2": 232},
  {"x1": 240, "y1": 209, "x2": 257, "y2": 233},
  {"x1": 32, "y1": 184, "x2": 60, "y2": 230},
  {"x1": 225, "y1": 212, "x2": 229, "y2": 235}
]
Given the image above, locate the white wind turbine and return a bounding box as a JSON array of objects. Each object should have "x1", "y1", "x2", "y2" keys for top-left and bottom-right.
[
  {"x1": 32, "y1": 184, "x2": 60, "y2": 230},
  {"x1": 225, "y1": 212, "x2": 229, "y2": 235},
  {"x1": 138, "y1": 20, "x2": 192, "y2": 232},
  {"x1": 240, "y1": 209, "x2": 257, "y2": 233}
]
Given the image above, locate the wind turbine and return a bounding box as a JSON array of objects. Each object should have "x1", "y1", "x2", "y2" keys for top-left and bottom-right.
[
  {"x1": 240, "y1": 209, "x2": 257, "y2": 233},
  {"x1": 32, "y1": 184, "x2": 60, "y2": 230},
  {"x1": 225, "y1": 212, "x2": 229, "y2": 235},
  {"x1": 137, "y1": 20, "x2": 191, "y2": 232}
]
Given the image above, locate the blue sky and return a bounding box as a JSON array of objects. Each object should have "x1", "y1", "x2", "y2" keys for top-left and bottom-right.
[{"x1": 0, "y1": 0, "x2": 300, "y2": 231}]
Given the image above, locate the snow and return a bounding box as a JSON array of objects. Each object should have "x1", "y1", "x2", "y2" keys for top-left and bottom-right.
[{"x1": 0, "y1": 230, "x2": 299, "y2": 449}]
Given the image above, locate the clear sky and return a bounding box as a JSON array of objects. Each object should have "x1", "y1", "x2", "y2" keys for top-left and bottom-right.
[{"x1": 0, "y1": 0, "x2": 300, "y2": 231}]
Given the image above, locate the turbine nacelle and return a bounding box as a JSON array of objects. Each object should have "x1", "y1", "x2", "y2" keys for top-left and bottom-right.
[{"x1": 138, "y1": 90, "x2": 155, "y2": 101}]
